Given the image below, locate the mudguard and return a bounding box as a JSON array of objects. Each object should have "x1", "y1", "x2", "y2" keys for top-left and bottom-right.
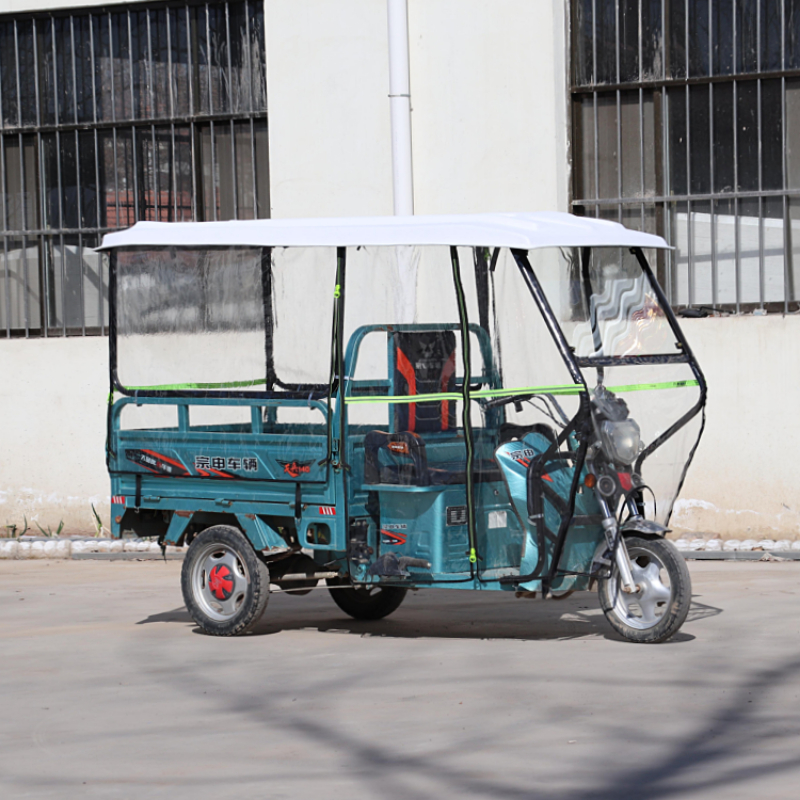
[{"x1": 495, "y1": 433, "x2": 604, "y2": 592}]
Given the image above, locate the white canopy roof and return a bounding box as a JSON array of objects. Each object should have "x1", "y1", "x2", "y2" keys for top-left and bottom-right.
[{"x1": 97, "y1": 211, "x2": 670, "y2": 251}]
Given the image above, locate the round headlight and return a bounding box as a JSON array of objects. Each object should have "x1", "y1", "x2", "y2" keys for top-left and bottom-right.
[{"x1": 600, "y1": 419, "x2": 641, "y2": 465}]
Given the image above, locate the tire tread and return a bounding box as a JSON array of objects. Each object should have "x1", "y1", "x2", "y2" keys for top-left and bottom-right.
[
  {"x1": 181, "y1": 525, "x2": 270, "y2": 636},
  {"x1": 598, "y1": 536, "x2": 691, "y2": 644}
]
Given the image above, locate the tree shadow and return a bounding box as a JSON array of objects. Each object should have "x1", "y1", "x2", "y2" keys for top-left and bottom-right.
[{"x1": 150, "y1": 648, "x2": 800, "y2": 800}]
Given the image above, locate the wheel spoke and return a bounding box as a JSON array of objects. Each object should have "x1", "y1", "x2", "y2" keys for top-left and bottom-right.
[
  {"x1": 218, "y1": 591, "x2": 246, "y2": 617},
  {"x1": 617, "y1": 591, "x2": 639, "y2": 618},
  {"x1": 630, "y1": 558, "x2": 671, "y2": 624},
  {"x1": 217, "y1": 550, "x2": 244, "y2": 578},
  {"x1": 637, "y1": 592, "x2": 660, "y2": 624},
  {"x1": 605, "y1": 545, "x2": 678, "y2": 633},
  {"x1": 640, "y1": 562, "x2": 662, "y2": 583},
  {"x1": 648, "y1": 579, "x2": 672, "y2": 604}
]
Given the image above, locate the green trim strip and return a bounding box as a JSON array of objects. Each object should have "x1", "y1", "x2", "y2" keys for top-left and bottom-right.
[
  {"x1": 120, "y1": 378, "x2": 698, "y2": 397},
  {"x1": 126, "y1": 378, "x2": 268, "y2": 391},
  {"x1": 607, "y1": 379, "x2": 699, "y2": 393},
  {"x1": 344, "y1": 379, "x2": 699, "y2": 405}
]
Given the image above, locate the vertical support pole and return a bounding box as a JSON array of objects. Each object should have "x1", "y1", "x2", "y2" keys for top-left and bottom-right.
[
  {"x1": 591, "y1": 0, "x2": 598, "y2": 216},
  {"x1": 614, "y1": 0, "x2": 621, "y2": 225},
  {"x1": 450, "y1": 246, "x2": 477, "y2": 575},
  {"x1": 387, "y1": 0, "x2": 413, "y2": 215}
]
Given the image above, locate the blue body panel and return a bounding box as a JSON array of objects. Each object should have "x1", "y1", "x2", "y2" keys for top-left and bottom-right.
[
  {"x1": 109, "y1": 326, "x2": 604, "y2": 590},
  {"x1": 495, "y1": 434, "x2": 604, "y2": 592},
  {"x1": 109, "y1": 396, "x2": 347, "y2": 553}
]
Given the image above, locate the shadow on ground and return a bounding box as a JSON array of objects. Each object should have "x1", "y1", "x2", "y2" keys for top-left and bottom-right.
[
  {"x1": 144, "y1": 638, "x2": 800, "y2": 800},
  {"x1": 137, "y1": 592, "x2": 721, "y2": 643}
]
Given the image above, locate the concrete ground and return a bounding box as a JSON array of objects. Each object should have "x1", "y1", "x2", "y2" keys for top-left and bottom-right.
[{"x1": 1, "y1": 560, "x2": 798, "y2": 800}]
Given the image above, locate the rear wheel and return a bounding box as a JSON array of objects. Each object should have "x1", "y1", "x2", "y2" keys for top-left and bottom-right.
[
  {"x1": 598, "y1": 536, "x2": 691, "y2": 644},
  {"x1": 181, "y1": 525, "x2": 270, "y2": 636},
  {"x1": 327, "y1": 578, "x2": 407, "y2": 620}
]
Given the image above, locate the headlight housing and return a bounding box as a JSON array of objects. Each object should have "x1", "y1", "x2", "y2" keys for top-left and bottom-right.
[{"x1": 600, "y1": 419, "x2": 641, "y2": 466}]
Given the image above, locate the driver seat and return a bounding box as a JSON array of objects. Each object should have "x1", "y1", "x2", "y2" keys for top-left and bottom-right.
[
  {"x1": 363, "y1": 330, "x2": 502, "y2": 485},
  {"x1": 392, "y1": 330, "x2": 457, "y2": 433}
]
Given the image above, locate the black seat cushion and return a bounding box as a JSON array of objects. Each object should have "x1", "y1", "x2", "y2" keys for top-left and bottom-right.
[
  {"x1": 363, "y1": 431, "x2": 501, "y2": 486},
  {"x1": 364, "y1": 430, "x2": 428, "y2": 485}
]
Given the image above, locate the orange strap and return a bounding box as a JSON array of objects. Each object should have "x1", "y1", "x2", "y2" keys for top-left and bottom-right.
[
  {"x1": 395, "y1": 348, "x2": 417, "y2": 432},
  {"x1": 439, "y1": 351, "x2": 456, "y2": 430}
]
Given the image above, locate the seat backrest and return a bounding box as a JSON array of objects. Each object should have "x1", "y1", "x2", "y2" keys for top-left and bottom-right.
[{"x1": 392, "y1": 330, "x2": 457, "y2": 434}]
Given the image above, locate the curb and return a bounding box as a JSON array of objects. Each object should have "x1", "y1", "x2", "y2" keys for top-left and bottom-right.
[
  {"x1": 681, "y1": 551, "x2": 800, "y2": 561},
  {"x1": 2, "y1": 539, "x2": 799, "y2": 563},
  {"x1": 0, "y1": 538, "x2": 186, "y2": 560},
  {"x1": 70, "y1": 552, "x2": 187, "y2": 561}
]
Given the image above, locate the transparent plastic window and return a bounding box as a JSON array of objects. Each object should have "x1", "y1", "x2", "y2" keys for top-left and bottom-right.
[
  {"x1": 115, "y1": 247, "x2": 265, "y2": 390},
  {"x1": 114, "y1": 246, "x2": 336, "y2": 391},
  {"x1": 270, "y1": 247, "x2": 337, "y2": 386},
  {"x1": 343, "y1": 246, "x2": 472, "y2": 488},
  {"x1": 476, "y1": 249, "x2": 700, "y2": 530},
  {"x1": 489, "y1": 247, "x2": 580, "y2": 401},
  {"x1": 344, "y1": 246, "x2": 468, "y2": 430},
  {"x1": 586, "y1": 364, "x2": 703, "y2": 526},
  {"x1": 526, "y1": 246, "x2": 678, "y2": 359}
]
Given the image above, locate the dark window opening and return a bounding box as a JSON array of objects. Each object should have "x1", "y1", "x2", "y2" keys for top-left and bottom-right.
[
  {"x1": 0, "y1": 1, "x2": 270, "y2": 338},
  {"x1": 571, "y1": 0, "x2": 799, "y2": 313}
]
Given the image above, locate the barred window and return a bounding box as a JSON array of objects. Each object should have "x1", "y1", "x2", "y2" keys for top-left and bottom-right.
[
  {"x1": 0, "y1": 1, "x2": 269, "y2": 338},
  {"x1": 571, "y1": 0, "x2": 800, "y2": 313}
]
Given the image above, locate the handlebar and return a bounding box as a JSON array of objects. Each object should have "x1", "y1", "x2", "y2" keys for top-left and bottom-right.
[
  {"x1": 480, "y1": 392, "x2": 536, "y2": 409},
  {"x1": 482, "y1": 392, "x2": 570, "y2": 427}
]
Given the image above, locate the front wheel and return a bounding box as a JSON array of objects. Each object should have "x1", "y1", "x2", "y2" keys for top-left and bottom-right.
[
  {"x1": 181, "y1": 525, "x2": 270, "y2": 636},
  {"x1": 326, "y1": 578, "x2": 407, "y2": 620},
  {"x1": 598, "y1": 536, "x2": 691, "y2": 644}
]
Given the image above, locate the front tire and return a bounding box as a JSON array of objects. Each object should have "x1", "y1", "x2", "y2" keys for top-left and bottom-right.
[
  {"x1": 327, "y1": 578, "x2": 407, "y2": 620},
  {"x1": 598, "y1": 536, "x2": 691, "y2": 644},
  {"x1": 181, "y1": 525, "x2": 270, "y2": 636}
]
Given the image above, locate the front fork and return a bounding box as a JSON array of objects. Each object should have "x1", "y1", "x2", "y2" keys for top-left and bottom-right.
[{"x1": 597, "y1": 493, "x2": 639, "y2": 594}]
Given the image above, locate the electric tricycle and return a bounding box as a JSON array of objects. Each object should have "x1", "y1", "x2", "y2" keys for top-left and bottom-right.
[{"x1": 100, "y1": 212, "x2": 706, "y2": 643}]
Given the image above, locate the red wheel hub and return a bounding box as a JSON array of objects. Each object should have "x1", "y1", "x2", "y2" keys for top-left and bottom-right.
[{"x1": 208, "y1": 564, "x2": 234, "y2": 600}]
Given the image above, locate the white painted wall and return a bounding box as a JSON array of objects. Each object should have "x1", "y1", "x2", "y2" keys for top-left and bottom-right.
[
  {"x1": 407, "y1": 0, "x2": 569, "y2": 214},
  {"x1": 672, "y1": 316, "x2": 800, "y2": 540},
  {"x1": 1, "y1": 337, "x2": 109, "y2": 535},
  {"x1": 264, "y1": 0, "x2": 395, "y2": 218},
  {"x1": 0, "y1": 0, "x2": 797, "y2": 540},
  {"x1": 3, "y1": 311, "x2": 798, "y2": 539},
  {"x1": 265, "y1": 0, "x2": 570, "y2": 217},
  {"x1": 0, "y1": 0, "x2": 136, "y2": 12}
]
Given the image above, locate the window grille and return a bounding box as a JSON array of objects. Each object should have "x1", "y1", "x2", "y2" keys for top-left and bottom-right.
[
  {"x1": 0, "y1": 0, "x2": 269, "y2": 338},
  {"x1": 571, "y1": 0, "x2": 800, "y2": 313}
]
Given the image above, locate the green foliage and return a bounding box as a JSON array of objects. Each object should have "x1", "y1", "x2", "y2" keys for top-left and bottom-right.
[
  {"x1": 91, "y1": 504, "x2": 105, "y2": 538},
  {"x1": 34, "y1": 519, "x2": 65, "y2": 538},
  {"x1": 5, "y1": 516, "x2": 28, "y2": 539}
]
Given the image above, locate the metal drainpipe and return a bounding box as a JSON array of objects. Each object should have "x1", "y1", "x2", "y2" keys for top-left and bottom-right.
[{"x1": 387, "y1": 0, "x2": 414, "y2": 215}]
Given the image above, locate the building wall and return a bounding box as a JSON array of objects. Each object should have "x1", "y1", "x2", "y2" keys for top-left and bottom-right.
[
  {"x1": 0, "y1": 0, "x2": 797, "y2": 540},
  {"x1": 1, "y1": 336, "x2": 109, "y2": 534},
  {"x1": 3, "y1": 312, "x2": 798, "y2": 539},
  {"x1": 407, "y1": 0, "x2": 568, "y2": 214},
  {"x1": 265, "y1": 0, "x2": 569, "y2": 217},
  {"x1": 0, "y1": 0, "x2": 125, "y2": 11},
  {"x1": 673, "y1": 316, "x2": 800, "y2": 539},
  {"x1": 264, "y1": 0, "x2": 395, "y2": 218}
]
